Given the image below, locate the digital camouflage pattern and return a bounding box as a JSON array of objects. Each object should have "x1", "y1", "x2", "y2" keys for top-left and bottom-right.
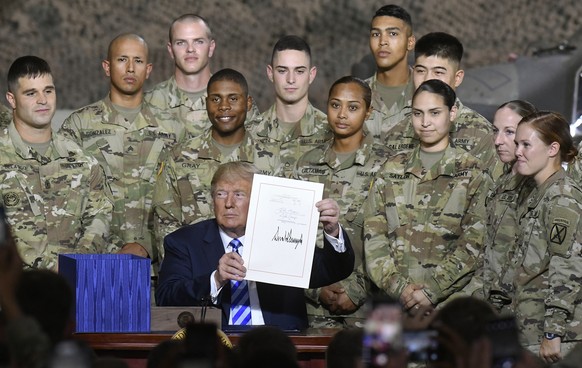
[
  {"x1": 567, "y1": 140, "x2": 582, "y2": 184},
  {"x1": 364, "y1": 73, "x2": 414, "y2": 144},
  {"x1": 512, "y1": 170, "x2": 582, "y2": 345},
  {"x1": 144, "y1": 76, "x2": 261, "y2": 139},
  {"x1": 465, "y1": 169, "x2": 534, "y2": 312},
  {"x1": 0, "y1": 122, "x2": 113, "y2": 270},
  {"x1": 153, "y1": 127, "x2": 282, "y2": 260},
  {"x1": 59, "y1": 97, "x2": 186, "y2": 260},
  {"x1": 0, "y1": 104, "x2": 11, "y2": 128},
  {"x1": 364, "y1": 144, "x2": 492, "y2": 305},
  {"x1": 381, "y1": 98, "x2": 503, "y2": 179},
  {"x1": 294, "y1": 134, "x2": 389, "y2": 325},
  {"x1": 247, "y1": 102, "x2": 332, "y2": 177}
]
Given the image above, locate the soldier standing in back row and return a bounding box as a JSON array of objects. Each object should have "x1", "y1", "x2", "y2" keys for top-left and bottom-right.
[
  {"x1": 1, "y1": 56, "x2": 113, "y2": 270},
  {"x1": 248, "y1": 35, "x2": 332, "y2": 177},
  {"x1": 60, "y1": 33, "x2": 186, "y2": 262}
]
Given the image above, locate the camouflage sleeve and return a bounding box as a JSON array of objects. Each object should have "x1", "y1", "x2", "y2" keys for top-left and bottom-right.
[
  {"x1": 364, "y1": 176, "x2": 411, "y2": 299},
  {"x1": 152, "y1": 155, "x2": 184, "y2": 261},
  {"x1": 460, "y1": 249, "x2": 487, "y2": 300},
  {"x1": 76, "y1": 158, "x2": 115, "y2": 253},
  {"x1": 58, "y1": 112, "x2": 83, "y2": 145},
  {"x1": 567, "y1": 155, "x2": 582, "y2": 184},
  {"x1": 338, "y1": 263, "x2": 371, "y2": 307},
  {"x1": 423, "y1": 170, "x2": 493, "y2": 304},
  {"x1": 543, "y1": 196, "x2": 582, "y2": 335}
]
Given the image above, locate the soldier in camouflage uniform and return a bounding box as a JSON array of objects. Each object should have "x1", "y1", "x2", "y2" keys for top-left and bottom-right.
[
  {"x1": 511, "y1": 112, "x2": 582, "y2": 364},
  {"x1": 0, "y1": 103, "x2": 11, "y2": 128},
  {"x1": 294, "y1": 77, "x2": 388, "y2": 328},
  {"x1": 247, "y1": 35, "x2": 332, "y2": 177},
  {"x1": 364, "y1": 5, "x2": 416, "y2": 142},
  {"x1": 1, "y1": 56, "x2": 112, "y2": 270},
  {"x1": 364, "y1": 80, "x2": 492, "y2": 312},
  {"x1": 59, "y1": 34, "x2": 186, "y2": 262},
  {"x1": 153, "y1": 69, "x2": 281, "y2": 261},
  {"x1": 145, "y1": 14, "x2": 258, "y2": 138},
  {"x1": 383, "y1": 32, "x2": 503, "y2": 179},
  {"x1": 464, "y1": 100, "x2": 537, "y2": 311}
]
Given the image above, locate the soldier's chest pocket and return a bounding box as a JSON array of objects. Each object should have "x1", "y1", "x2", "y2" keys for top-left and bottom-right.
[
  {"x1": 520, "y1": 211, "x2": 549, "y2": 273},
  {"x1": 486, "y1": 193, "x2": 517, "y2": 229},
  {"x1": 43, "y1": 166, "x2": 88, "y2": 217},
  {"x1": 384, "y1": 183, "x2": 409, "y2": 234},
  {"x1": 432, "y1": 184, "x2": 467, "y2": 237}
]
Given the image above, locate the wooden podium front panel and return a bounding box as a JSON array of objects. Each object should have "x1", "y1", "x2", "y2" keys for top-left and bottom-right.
[{"x1": 76, "y1": 329, "x2": 337, "y2": 368}]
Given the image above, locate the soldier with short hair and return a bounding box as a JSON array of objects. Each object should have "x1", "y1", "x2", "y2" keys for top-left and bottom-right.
[
  {"x1": 60, "y1": 33, "x2": 186, "y2": 262},
  {"x1": 248, "y1": 35, "x2": 332, "y2": 176},
  {"x1": 1, "y1": 55, "x2": 113, "y2": 270},
  {"x1": 384, "y1": 32, "x2": 502, "y2": 178},
  {"x1": 145, "y1": 14, "x2": 258, "y2": 138},
  {"x1": 153, "y1": 68, "x2": 281, "y2": 261},
  {"x1": 364, "y1": 4, "x2": 416, "y2": 142}
]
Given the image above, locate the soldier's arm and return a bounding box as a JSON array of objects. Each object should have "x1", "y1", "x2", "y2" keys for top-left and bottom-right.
[
  {"x1": 332, "y1": 264, "x2": 371, "y2": 312},
  {"x1": 58, "y1": 112, "x2": 83, "y2": 145},
  {"x1": 77, "y1": 157, "x2": 115, "y2": 253},
  {"x1": 422, "y1": 169, "x2": 493, "y2": 304},
  {"x1": 364, "y1": 177, "x2": 411, "y2": 299},
  {"x1": 152, "y1": 155, "x2": 184, "y2": 261},
  {"x1": 544, "y1": 194, "x2": 582, "y2": 337}
]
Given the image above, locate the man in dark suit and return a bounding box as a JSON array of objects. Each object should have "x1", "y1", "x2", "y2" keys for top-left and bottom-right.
[{"x1": 156, "y1": 161, "x2": 354, "y2": 330}]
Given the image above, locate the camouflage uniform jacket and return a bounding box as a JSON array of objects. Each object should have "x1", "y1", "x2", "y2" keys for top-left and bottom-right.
[
  {"x1": 153, "y1": 127, "x2": 282, "y2": 260},
  {"x1": 248, "y1": 102, "x2": 332, "y2": 177},
  {"x1": 59, "y1": 97, "x2": 186, "y2": 257},
  {"x1": 382, "y1": 98, "x2": 503, "y2": 179},
  {"x1": 466, "y1": 168, "x2": 534, "y2": 311},
  {"x1": 0, "y1": 122, "x2": 113, "y2": 270},
  {"x1": 294, "y1": 134, "x2": 388, "y2": 318},
  {"x1": 144, "y1": 76, "x2": 211, "y2": 139},
  {"x1": 364, "y1": 144, "x2": 492, "y2": 305},
  {"x1": 566, "y1": 140, "x2": 582, "y2": 183},
  {"x1": 512, "y1": 169, "x2": 582, "y2": 344},
  {"x1": 144, "y1": 76, "x2": 260, "y2": 139},
  {"x1": 364, "y1": 72, "x2": 414, "y2": 143},
  {"x1": 0, "y1": 103, "x2": 11, "y2": 128}
]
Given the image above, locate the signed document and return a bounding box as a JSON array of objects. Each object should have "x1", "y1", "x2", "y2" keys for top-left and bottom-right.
[{"x1": 242, "y1": 174, "x2": 323, "y2": 288}]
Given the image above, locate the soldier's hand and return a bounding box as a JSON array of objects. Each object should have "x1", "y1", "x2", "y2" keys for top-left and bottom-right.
[
  {"x1": 329, "y1": 292, "x2": 357, "y2": 314},
  {"x1": 316, "y1": 198, "x2": 340, "y2": 237},
  {"x1": 118, "y1": 242, "x2": 149, "y2": 258},
  {"x1": 539, "y1": 336, "x2": 561, "y2": 364},
  {"x1": 319, "y1": 283, "x2": 343, "y2": 307},
  {"x1": 215, "y1": 252, "x2": 246, "y2": 288},
  {"x1": 400, "y1": 283, "x2": 424, "y2": 309}
]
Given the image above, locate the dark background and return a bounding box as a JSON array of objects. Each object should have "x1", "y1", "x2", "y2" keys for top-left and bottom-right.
[{"x1": 0, "y1": 0, "x2": 580, "y2": 112}]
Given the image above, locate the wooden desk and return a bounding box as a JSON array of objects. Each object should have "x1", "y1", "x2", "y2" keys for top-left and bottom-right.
[{"x1": 76, "y1": 329, "x2": 338, "y2": 368}]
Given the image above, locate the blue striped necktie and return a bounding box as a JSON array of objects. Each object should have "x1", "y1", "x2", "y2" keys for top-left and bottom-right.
[{"x1": 229, "y1": 238, "x2": 251, "y2": 325}]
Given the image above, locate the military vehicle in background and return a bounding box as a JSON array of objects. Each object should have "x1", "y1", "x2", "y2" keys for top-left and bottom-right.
[{"x1": 457, "y1": 29, "x2": 582, "y2": 142}]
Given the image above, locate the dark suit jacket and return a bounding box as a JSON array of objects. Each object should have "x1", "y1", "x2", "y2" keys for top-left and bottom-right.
[{"x1": 156, "y1": 219, "x2": 354, "y2": 330}]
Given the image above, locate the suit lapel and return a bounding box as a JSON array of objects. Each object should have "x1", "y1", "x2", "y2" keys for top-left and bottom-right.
[{"x1": 203, "y1": 220, "x2": 231, "y2": 323}]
